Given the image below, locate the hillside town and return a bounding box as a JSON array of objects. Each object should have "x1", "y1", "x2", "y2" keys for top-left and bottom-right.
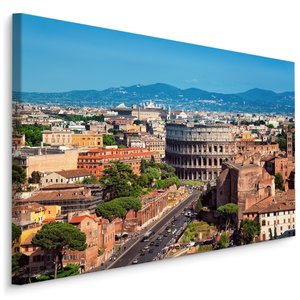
[{"x1": 12, "y1": 100, "x2": 295, "y2": 284}]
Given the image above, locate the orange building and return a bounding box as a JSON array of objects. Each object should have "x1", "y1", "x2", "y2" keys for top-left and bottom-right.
[
  {"x1": 42, "y1": 131, "x2": 103, "y2": 147},
  {"x1": 77, "y1": 147, "x2": 159, "y2": 179},
  {"x1": 71, "y1": 132, "x2": 103, "y2": 147},
  {"x1": 65, "y1": 214, "x2": 115, "y2": 271}
]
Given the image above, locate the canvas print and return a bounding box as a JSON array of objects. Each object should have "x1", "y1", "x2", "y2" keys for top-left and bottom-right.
[{"x1": 12, "y1": 14, "x2": 295, "y2": 284}]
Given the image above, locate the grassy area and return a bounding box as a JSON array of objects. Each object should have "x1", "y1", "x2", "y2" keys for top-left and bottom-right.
[
  {"x1": 181, "y1": 180, "x2": 203, "y2": 186},
  {"x1": 181, "y1": 221, "x2": 217, "y2": 243},
  {"x1": 197, "y1": 245, "x2": 213, "y2": 253},
  {"x1": 114, "y1": 245, "x2": 121, "y2": 252}
]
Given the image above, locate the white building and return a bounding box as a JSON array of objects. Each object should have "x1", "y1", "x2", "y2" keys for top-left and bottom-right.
[
  {"x1": 41, "y1": 169, "x2": 92, "y2": 186},
  {"x1": 243, "y1": 197, "x2": 295, "y2": 241}
]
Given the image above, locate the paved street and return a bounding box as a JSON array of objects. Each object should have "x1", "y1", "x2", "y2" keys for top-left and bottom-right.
[{"x1": 108, "y1": 189, "x2": 200, "y2": 269}]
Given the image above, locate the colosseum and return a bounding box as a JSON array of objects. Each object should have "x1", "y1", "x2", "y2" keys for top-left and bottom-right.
[{"x1": 165, "y1": 122, "x2": 237, "y2": 181}]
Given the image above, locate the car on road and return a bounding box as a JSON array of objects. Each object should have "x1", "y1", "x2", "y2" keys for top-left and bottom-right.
[
  {"x1": 167, "y1": 229, "x2": 172, "y2": 233},
  {"x1": 144, "y1": 245, "x2": 150, "y2": 250},
  {"x1": 187, "y1": 242, "x2": 195, "y2": 248},
  {"x1": 172, "y1": 229, "x2": 177, "y2": 235},
  {"x1": 132, "y1": 259, "x2": 139, "y2": 264},
  {"x1": 149, "y1": 241, "x2": 155, "y2": 246},
  {"x1": 155, "y1": 241, "x2": 160, "y2": 246}
]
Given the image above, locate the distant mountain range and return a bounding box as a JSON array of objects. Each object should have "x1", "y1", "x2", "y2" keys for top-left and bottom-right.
[{"x1": 13, "y1": 83, "x2": 295, "y2": 114}]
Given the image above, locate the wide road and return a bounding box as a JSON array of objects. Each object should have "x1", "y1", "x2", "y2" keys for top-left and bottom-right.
[{"x1": 108, "y1": 189, "x2": 200, "y2": 269}]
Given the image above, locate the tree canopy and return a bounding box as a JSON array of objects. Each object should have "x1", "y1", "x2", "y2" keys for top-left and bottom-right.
[
  {"x1": 215, "y1": 232, "x2": 229, "y2": 249},
  {"x1": 275, "y1": 173, "x2": 284, "y2": 191},
  {"x1": 12, "y1": 164, "x2": 26, "y2": 185},
  {"x1": 29, "y1": 171, "x2": 41, "y2": 184},
  {"x1": 139, "y1": 159, "x2": 178, "y2": 189},
  {"x1": 17, "y1": 124, "x2": 50, "y2": 147},
  {"x1": 12, "y1": 223, "x2": 22, "y2": 242},
  {"x1": 103, "y1": 134, "x2": 117, "y2": 146},
  {"x1": 96, "y1": 201, "x2": 126, "y2": 222},
  {"x1": 195, "y1": 194, "x2": 203, "y2": 214},
  {"x1": 32, "y1": 222, "x2": 86, "y2": 278},
  {"x1": 81, "y1": 175, "x2": 99, "y2": 184},
  {"x1": 100, "y1": 161, "x2": 141, "y2": 199},
  {"x1": 96, "y1": 197, "x2": 141, "y2": 222},
  {"x1": 32, "y1": 222, "x2": 87, "y2": 252},
  {"x1": 240, "y1": 219, "x2": 261, "y2": 244},
  {"x1": 217, "y1": 203, "x2": 239, "y2": 230}
]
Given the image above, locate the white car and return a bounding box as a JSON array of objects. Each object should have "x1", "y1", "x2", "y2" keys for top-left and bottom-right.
[{"x1": 187, "y1": 242, "x2": 195, "y2": 248}]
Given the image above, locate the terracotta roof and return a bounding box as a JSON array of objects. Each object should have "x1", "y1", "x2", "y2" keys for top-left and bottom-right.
[
  {"x1": 243, "y1": 196, "x2": 274, "y2": 214},
  {"x1": 42, "y1": 184, "x2": 84, "y2": 190},
  {"x1": 69, "y1": 215, "x2": 97, "y2": 224},
  {"x1": 275, "y1": 189, "x2": 295, "y2": 202},
  {"x1": 243, "y1": 195, "x2": 295, "y2": 214},
  {"x1": 78, "y1": 151, "x2": 155, "y2": 160},
  {"x1": 43, "y1": 218, "x2": 56, "y2": 223},
  {"x1": 55, "y1": 169, "x2": 91, "y2": 179},
  {"x1": 12, "y1": 202, "x2": 46, "y2": 214},
  {"x1": 16, "y1": 188, "x2": 95, "y2": 204},
  {"x1": 259, "y1": 201, "x2": 295, "y2": 213}
]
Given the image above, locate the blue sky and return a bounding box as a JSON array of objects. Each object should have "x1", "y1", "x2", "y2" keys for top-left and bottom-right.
[{"x1": 13, "y1": 14, "x2": 294, "y2": 93}]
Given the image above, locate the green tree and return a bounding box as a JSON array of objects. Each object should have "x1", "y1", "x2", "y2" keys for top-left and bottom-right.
[
  {"x1": 195, "y1": 194, "x2": 203, "y2": 214},
  {"x1": 217, "y1": 203, "x2": 239, "y2": 231},
  {"x1": 140, "y1": 159, "x2": 147, "y2": 173},
  {"x1": 149, "y1": 155, "x2": 156, "y2": 166},
  {"x1": 274, "y1": 226, "x2": 278, "y2": 239},
  {"x1": 240, "y1": 219, "x2": 261, "y2": 244},
  {"x1": 275, "y1": 173, "x2": 284, "y2": 191},
  {"x1": 96, "y1": 201, "x2": 126, "y2": 222},
  {"x1": 215, "y1": 232, "x2": 229, "y2": 249},
  {"x1": 269, "y1": 228, "x2": 273, "y2": 240},
  {"x1": 17, "y1": 124, "x2": 50, "y2": 146},
  {"x1": 12, "y1": 223, "x2": 22, "y2": 244},
  {"x1": 29, "y1": 171, "x2": 41, "y2": 184},
  {"x1": 81, "y1": 175, "x2": 98, "y2": 184},
  {"x1": 103, "y1": 134, "x2": 116, "y2": 146},
  {"x1": 32, "y1": 222, "x2": 86, "y2": 279},
  {"x1": 145, "y1": 167, "x2": 161, "y2": 186},
  {"x1": 114, "y1": 197, "x2": 142, "y2": 244},
  {"x1": 12, "y1": 164, "x2": 26, "y2": 185},
  {"x1": 100, "y1": 161, "x2": 141, "y2": 199},
  {"x1": 12, "y1": 252, "x2": 29, "y2": 277},
  {"x1": 276, "y1": 137, "x2": 287, "y2": 151},
  {"x1": 138, "y1": 173, "x2": 149, "y2": 187}
]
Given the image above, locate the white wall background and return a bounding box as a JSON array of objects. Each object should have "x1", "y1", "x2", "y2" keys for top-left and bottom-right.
[{"x1": 1, "y1": 1, "x2": 299, "y2": 299}]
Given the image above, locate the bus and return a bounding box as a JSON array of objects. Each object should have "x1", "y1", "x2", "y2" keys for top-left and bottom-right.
[{"x1": 142, "y1": 230, "x2": 155, "y2": 242}]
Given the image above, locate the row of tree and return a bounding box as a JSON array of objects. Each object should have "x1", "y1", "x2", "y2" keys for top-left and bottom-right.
[{"x1": 14, "y1": 122, "x2": 51, "y2": 147}]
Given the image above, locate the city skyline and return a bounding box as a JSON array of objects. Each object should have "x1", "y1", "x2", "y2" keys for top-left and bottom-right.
[{"x1": 13, "y1": 14, "x2": 294, "y2": 94}]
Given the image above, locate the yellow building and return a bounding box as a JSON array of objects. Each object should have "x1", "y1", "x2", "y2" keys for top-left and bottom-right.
[
  {"x1": 241, "y1": 131, "x2": 254, "y2": 141},
  {"x1": 126, "y1": 124, "x2": 146, "y2": 133},
  {"x1": 44, "y1": 205, "x2": 61, "y2": 221},
  {"x1": 42, "y1": 130, "x2": 103, "y2": 147},
  {"x1": 12, "y1": 203, "x2": 62, "y2": 226},
  {"x1": 72, "y1": 132, "x2": 103, "y2": 147},
  {"x1": 19, "y1": 226, "x2": 42, "y2": 253}
]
